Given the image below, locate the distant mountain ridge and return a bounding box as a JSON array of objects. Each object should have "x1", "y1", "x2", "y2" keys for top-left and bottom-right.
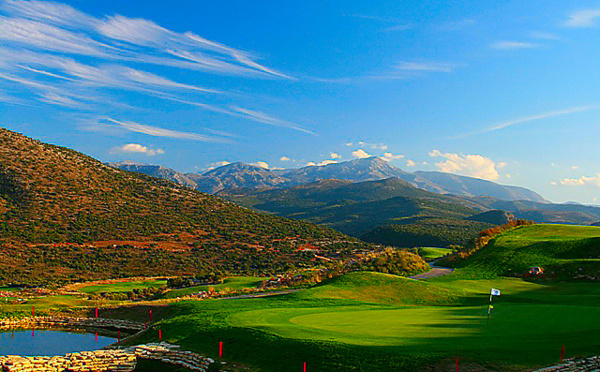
[{"x1": 110, "y1": 156, "x2": 546, "y2": 203}]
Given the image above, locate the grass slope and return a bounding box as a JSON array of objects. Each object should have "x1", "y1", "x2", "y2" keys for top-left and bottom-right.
[
  {"x1": 129, "y1": 257, "x2": 600, "y2": 371},
  {"x1": 452, "y1": 224, "x2": 600, "y2": 279},
  {"x1": 0, "y1": 128, "x2": 354, "y2": 284}
]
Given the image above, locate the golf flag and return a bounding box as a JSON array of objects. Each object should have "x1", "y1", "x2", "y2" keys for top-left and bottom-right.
[{"x1": 490, "y1": 288, "x2": 501, "y2": 296}]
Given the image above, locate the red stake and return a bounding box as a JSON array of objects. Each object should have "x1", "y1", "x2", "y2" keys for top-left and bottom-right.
[
  {"x1": 150, "y1": 309, "x2": 153, "y2": 322},
  {"x1": 219, "y1": 341, "x2": 223, "y2": 359},
  {"x1": 159, "y1": 329, "x2": 162, "y2": 341},
  {"x1": 95, "y1": 307, "x2": 98, "y2": 318},
  {"x1": 31, "y1": 329, "x2": 34, "y2": 338},
  {"x1": 561, "y1": 345, "x2": 565, "y2": 362},
  {"x1": 456, "y1": 357, "x2": 459, "y2": 372},
  {"x1": 144, "y1": 322, "x2": 147, "y2": 329},
  {"x1": 95, "y1": 332, "x2": 98, "y2": 342},
  {"x1": 303, "y1": 362, "x2": 307, "y2": 372}
]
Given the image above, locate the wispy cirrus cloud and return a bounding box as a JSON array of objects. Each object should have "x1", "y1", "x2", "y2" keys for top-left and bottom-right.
[
  {"x1": 0, "y1": 0, "x2": 307, "y2": 138},
  {"x1": 397, "y1": 61, "x2": 459, "y2": 73},
  {"x1": 454, "y1": 105, "x2": 597, "y2": 139},
  {"x1": 231, "y1": 107, "x2": 315, "y2": 135},
  {"x1": 491, "y1": 41, "x2": 539, "y2": 50},
  {"x1": 564, "y1": 9, "x2": 600, "y2": 28},
  {"x1": 103, "y1": 118, "x2": 231, "y2": 143}
]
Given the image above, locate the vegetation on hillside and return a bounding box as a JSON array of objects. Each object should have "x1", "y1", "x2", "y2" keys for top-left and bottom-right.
[
  {"x1": 361, "y1": 217, "x2": 493, "y2": 248},
  {"x1": 0, "y1": 128, "x2": 399, "y2": 285}
]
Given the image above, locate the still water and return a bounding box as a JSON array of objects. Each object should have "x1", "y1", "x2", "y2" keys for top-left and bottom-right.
[{"x1": 0, "y1": 330, "x2": 115, "y2": 356}]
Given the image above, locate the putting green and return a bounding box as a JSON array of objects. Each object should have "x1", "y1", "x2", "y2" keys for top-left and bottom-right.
[{"x1": 229, "y1": 300, "x2": 600, "y2": 360}]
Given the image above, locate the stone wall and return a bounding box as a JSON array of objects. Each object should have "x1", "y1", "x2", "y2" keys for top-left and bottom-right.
[
  {"x1": 0, "y1": 343, "x2": 216, "y2": 372},
  {"x1": 0, "y1": 317, "x2": 144, "y2": 332},
  {"x1": 0, "y1": 350, "x2": 137, "y2": 372},
  {"x1": 534, "y1": 356, "x2": 600, "y2": 371}
]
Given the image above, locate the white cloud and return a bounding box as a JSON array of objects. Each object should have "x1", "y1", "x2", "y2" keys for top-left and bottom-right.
[
  {"x1": 207, "y1": 160, "x2": 230, "y2": 170},
  {"x1": 382, "y1": 152, "x2": 404, "y2": 161},
  {"x1": 497, "y1": 162, "x2": 507, "y2": 168},
  {"x1": 305, "y1": 162, "x2": 317, "y2": 166},
  {"x1": 330, "y1": 152, "x2": 341, "y2": 159},
  {"x1": 396, "y1": 61, "x2": 458, "y2": 72},
  {"x1": 406, "y1": 160, "x2": 416, "y2": 167},
  {"x1": 280, "y1": 156, "x2": 291, "y2": 161},
  {"x1": 318, "y1": 159, "x2": 338, "y2": 166},
  {"x1": 572, "y1": 165, "x2": 579, "y2": 170},
  {"x1": 564, "y1": 9, "x2": 600, "y2": 28},
  {"x1": 429, "y1": 150, "x2": 500, "y2": 181},
  {"x1": 559, "y1": 174, "x2": 600, "y2": 187},
  {"x1": 252, "y1": 161, "x2": 269, "y2": 169},
  {"x1": 491, "y1": 41, "x2": 539, "y2": 50},
  {"x1": 352, "y1": 149, "x2": 372, "y2": 158},
  {"x1": 550, "y1": 181, "x2": 558, "y2": 186},
  {"x1": 345, "y1": 142, "x2": 353, "y2": 147},
  {"x1": 357, "y1": 141, "x2": 388, "y2": 150},
  {"x1": 112, "y1": 143, "x2": 164, "y2": 156}
]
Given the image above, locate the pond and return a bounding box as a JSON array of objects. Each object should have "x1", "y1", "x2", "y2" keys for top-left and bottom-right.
[{"x1": 0, "y1": 329, "x2": 115, "y2": 356}]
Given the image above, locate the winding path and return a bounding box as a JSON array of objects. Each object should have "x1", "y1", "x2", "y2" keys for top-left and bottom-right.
[{"x1": 410, "y1": 264, "x2": 454, "y2": 280}]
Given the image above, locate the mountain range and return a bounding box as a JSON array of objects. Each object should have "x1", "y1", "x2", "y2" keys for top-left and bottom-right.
[{"x1": 110, "y1": 156, "x2": 547, "y2": 202}]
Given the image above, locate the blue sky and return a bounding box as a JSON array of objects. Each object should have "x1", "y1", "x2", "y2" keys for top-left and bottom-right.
[{"x1": 1, "y1": 0, "x2": 600, "y2": 203}]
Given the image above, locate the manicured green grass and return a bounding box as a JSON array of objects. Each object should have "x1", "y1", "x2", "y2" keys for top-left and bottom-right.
[
  {"x1": 127, "y1": 226, "x2": 600, "y2": 371},
  {"x1": 161, "y1": 277, "x2": 265, "y2": 299},
  {"x1": 78, "y1": 280, "x2": 167, "y2": 294},
  {"x1": 418, "y1": 247, "x2": 452, "y2": 261},
  {"x1": 131, "y1": 268, "x2": 600, "y2": 371}
]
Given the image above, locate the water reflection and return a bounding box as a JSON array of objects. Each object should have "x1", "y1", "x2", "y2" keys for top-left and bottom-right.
[{"x1": 0, "y1": 330, "x2": 115, "y2": 356}]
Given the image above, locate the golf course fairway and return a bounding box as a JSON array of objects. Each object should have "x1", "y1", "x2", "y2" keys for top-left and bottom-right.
[{"x1": 138, "y1": 225, "x2": 600, "y2": 371}]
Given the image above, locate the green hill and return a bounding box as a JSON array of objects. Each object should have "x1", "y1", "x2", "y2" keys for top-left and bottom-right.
[
  {"x1": 452, "y1": 224, "x2": 600, "y2": 280},
  {"x1": 361, "y1": 217, "x2": 493, "y2": 248},
  {"x1": 223, "y1": 178, "x2": 490, "y2": 244},
  {"x1": 0, "y1": 128, "x2": 352, "y2": 285}
]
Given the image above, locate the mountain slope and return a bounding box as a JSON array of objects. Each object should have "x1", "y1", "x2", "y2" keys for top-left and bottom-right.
[
  {"x1": 108, "y1": 161, "x2": 198, "y2": 189},
  {"x1": 414, "y1": 171, "x2": 547, "y2": 202},
  {"x1": 0, "y1": 128, "x2": 352, "y2": 284},
  {"x1": 222, "y1": 177, "x2": 489, "y2": 239},
  {"x1": 111, "y1": 157, "x2": 546, "y2": 203}
]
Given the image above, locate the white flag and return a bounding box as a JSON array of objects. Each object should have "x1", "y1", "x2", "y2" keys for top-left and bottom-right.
[{"x1": 491, "y1": 288, "x2": 501, "y2": 296}]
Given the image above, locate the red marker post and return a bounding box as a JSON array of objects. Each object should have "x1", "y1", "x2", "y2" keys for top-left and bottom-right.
[
  {"x1": 219, "y1": 341, "x2": 223, "y2": 359},
  {"x1": 95, "y1": 332, "x2": 98, "y2": 342},
  {"x1": 95, "y1": 307, "x2": 98, "y2": 318},
  {"x1": 149, "y1": 309, "x2": 153, "y2": 322},
  {"x1": 158, "y1": 329, "x2": 162, "y2": 341},
  {"x1": 303, "y1": 362, "x2": 307, "y2": 372},
  {"x1": 456, "y1": 357, "x2": 459, "y2": 372},
  {"x1": 561, "y1": 345, "x2": 565, "y2": 362}
]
